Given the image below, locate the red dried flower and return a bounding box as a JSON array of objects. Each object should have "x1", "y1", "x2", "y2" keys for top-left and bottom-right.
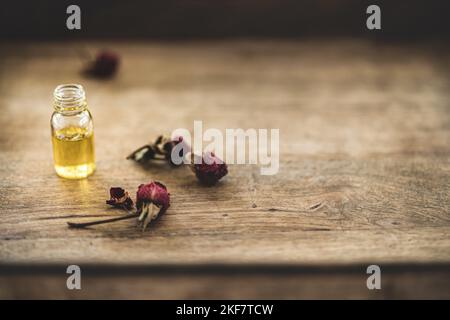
[
  {"x1": 136, "y1": 181, "x2": 170, "y2": 230},
  {"x1": 191, "y1": 152, "x2": 228, "y2": 186},
  {"x1": 106, "y1": 187, "x2": 134, "y2": 210},
  {"x1": 85, "y1": 51, "x2": 119, "y2": 78},
  {"x1": 68, "y1": 183, "x2": 169, "y2": 230}
]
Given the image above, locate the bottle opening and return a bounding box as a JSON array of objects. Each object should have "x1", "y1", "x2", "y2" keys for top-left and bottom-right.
[{"x1": 53, "y1": 84, "x2": 86, "y2": 112}]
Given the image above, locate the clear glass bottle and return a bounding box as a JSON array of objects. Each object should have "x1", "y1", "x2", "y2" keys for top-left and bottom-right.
[{"x1": 51, "y1": 84, "x2": 95, "y2": 179}]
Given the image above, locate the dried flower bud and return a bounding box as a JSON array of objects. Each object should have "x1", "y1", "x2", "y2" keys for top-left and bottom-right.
[
  {"x1": 191, "y1": 152, "x2": 228, "y2": 186},
  {"x1": 136, "y1": 181, "x2": 170, "y2": 230},
  {"x1": 68, "y1": 184, "x2": 169, "y2": 230},
  {"x1": 85, "y1": 51, "x2": 119, "y2": 78},
  {"x1": 163, "y1": 136, "x2": 190, "y2": 166},
  {"x1": 127, "y1": 135, "x2": 190, "y2": 166},
  {"x1": 106, "y1": 187, "x2": 134, "y2": 210}
]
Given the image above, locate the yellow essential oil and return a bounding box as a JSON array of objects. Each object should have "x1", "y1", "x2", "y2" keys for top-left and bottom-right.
[
  {"x1": 52, "y1": 126, "x2": 95, "y2": 179},
  {"x1": 51, "y1": 84, "x2": 96, "y2": 179}
]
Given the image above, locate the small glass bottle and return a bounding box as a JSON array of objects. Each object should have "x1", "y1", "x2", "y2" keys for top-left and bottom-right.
[{"x1": 51, "y1": 84, "x2": 95, "y2": 179}]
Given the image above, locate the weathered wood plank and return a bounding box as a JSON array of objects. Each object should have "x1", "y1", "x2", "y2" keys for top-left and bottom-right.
[{"x1": 0, "y1": 40, "x2": 449, "y2": 270}]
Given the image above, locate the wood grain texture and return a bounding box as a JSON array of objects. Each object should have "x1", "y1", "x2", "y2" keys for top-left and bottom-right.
[{"x1": 0, "y1": 40, "x2": 449, "y2": 298}]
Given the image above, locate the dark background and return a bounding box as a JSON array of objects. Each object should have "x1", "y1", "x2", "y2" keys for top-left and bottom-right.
[{"x1": 1, "y1": 0, "x2": 449, "y2": 40}]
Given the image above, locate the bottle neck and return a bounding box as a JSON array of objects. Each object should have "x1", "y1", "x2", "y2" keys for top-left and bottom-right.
[{"x1": 53, "y1": 84, "x2": 87, "y2": 114}]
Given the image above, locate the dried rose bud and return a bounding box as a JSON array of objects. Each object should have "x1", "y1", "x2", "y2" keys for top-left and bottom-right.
[
  {"x1": 163, "y1": 136, "x2": 190, "y2": 166},
  {"x1": 85, "y1": 51, "x2": 119, "y2": 78},
  {"x1": 106, "y1": 187, "x2": 134, "y2": 210},
  {"x1": 136, "y1": 181, "x2": 170, "y2": 230},
  {"x1": 191, "y1": 152, "x2": 228, "y2": 186}
]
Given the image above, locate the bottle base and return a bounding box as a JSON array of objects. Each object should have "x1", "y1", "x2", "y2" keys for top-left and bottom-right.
[{"x1": 54, "y1": 163, "x2": 96, "y2": 179}]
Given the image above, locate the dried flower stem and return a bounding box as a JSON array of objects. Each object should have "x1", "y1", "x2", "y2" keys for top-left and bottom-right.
[
  {"x1": 126, "y1": 135, "x2": 180, "y2": 163},
  {"x1": 68, "y1": 212, "x2": 139, "y2": 229},
  {"x1": 126, "y1": 145, "x2": 150, "y2": 160}
]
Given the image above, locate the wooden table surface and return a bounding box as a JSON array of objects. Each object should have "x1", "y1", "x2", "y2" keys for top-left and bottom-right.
[{"x1": 0, "y1": 40, "x2": 449, "y2": 299}]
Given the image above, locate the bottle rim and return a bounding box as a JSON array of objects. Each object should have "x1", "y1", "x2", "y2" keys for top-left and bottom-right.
[{"x1": 53, "y1": 84, "x2": 86, "y2": 112}]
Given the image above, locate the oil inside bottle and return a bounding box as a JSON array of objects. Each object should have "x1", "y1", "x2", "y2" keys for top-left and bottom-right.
[{"x1": 52, "y1": 126, "x2": 95, "y2": 179}]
